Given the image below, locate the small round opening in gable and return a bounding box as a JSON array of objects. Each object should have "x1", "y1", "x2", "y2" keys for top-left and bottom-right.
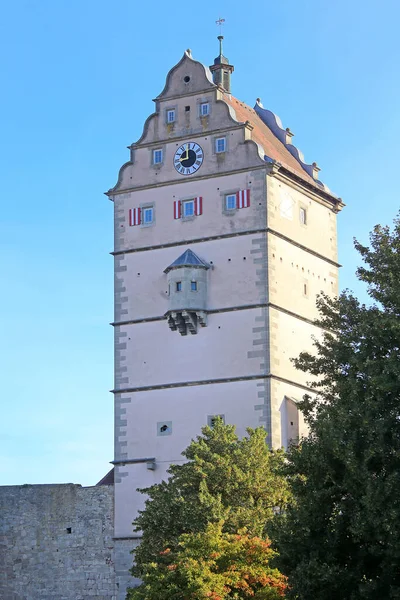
[{"x1": 184, "y1": 76, "x2": 190, "y2": 83}]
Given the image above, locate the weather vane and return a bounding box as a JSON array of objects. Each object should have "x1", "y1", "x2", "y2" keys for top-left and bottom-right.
[{"x1": 215, "y1": 17, "x2": 225, "y2": 35}]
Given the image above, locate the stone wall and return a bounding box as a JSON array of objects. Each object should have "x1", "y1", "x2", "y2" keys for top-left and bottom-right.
[
  {"x1": 114, "y1": 539, "x2": 140, "y2": 600},
  {"x1": 0, "y1": 483, "x2": 115, "y2": 600}
]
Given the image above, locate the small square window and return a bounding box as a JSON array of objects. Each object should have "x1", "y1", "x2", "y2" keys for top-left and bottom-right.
[
  {"x1": 153, "y1": 149, "x2": 163, "y2": 164},
  {"x1": 176, "y1": 281, "x2": 182, "y2": 292},
  {"x1": 215, "y1": 137, "x2": 226, "y2": 153},
  {"x1": 157, "y1": 421, "x2": 172, "y2": 436},
  {"x1": 208, "y1": 414, "x2": 225, "y2": 428},
  {"x1": 142, "y1": 207, "x2": 154, "y2": 224},
  {"x1": 225, "y1": 194, "x2": 236, "y2": 210},
  {"x1": 191, "y1": 281, "x2": 197, "y2": 291},
  {"x1": 167, "y1": 109, "x2": 175, "y2": 123},
  {"x1": 185, "y1": 105, "x2": 190, "y2": 112},
  {"x1": 300, "y1": 207, "x2": 307, "y2": 225},
  {"x1": 183, "y1": 200, "x2": 195, "y2": 217},
  {"x1": 200, "y1": 102, "x2": 209, "y2": 116}
]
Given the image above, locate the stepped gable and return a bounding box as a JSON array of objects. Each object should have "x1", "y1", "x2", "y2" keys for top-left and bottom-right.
[{"x1": 222, "y1": 93, "x2": 328, "y2": 193}]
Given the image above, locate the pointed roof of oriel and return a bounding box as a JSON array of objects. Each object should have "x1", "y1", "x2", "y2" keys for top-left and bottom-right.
[{"x1": 164, "y1": 249, "x2": 210, "y2": 273}]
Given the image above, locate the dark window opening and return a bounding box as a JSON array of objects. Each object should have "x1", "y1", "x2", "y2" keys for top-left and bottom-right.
[
  {"x1": 66, "y1": 527, "x2": 72, "y2": 534},
  {"x1": 176, "y1": 281, "x2": 182, "y2": 292},
  {"x1": 160, "y1": 424, "x2": 169, "y2": 433},
  {"x1": 223, "y1": 71, "x2": 229, "y2": 87},
  {"x1": 191, "y1": 281, "x2": 197, "y2": 291},
  {"x1": 184, "y1": 76, "x2": 191, "y2": 83},
  {"x1": 208, "y1": 414, "x2": 225, "y2": 428},
  {"x1": 185, "y1": 105, "x2": 190, "y2": 112}
]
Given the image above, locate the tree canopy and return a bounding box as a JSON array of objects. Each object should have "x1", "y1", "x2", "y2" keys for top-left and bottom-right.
[
  {"x1": 129, "y1": 522, "x2": 287, "y2": 600},
  {"x1": 272, "y1": 216, "x2": 400, "y2": 599},
  {"x1": 128, "y1": 420, "x2": 289, "y2": 599}
]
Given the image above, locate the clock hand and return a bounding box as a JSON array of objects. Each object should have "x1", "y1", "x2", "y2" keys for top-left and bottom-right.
[{"x1": 180, "y1": 144, "x2": 190, "y2": 162}]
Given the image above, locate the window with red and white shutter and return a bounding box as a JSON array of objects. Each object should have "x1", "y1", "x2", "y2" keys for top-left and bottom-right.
[{"x1": 174, "y1": 197, "x2": 203, "y2": 219}]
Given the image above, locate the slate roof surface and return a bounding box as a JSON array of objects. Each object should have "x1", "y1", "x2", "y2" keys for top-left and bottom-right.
[
  {"x1": 165, "y1": 249, "x2": 210, "y2": 273},
  {"x1": 223, "y1": 94, "x2": 319, "y2": 189}
]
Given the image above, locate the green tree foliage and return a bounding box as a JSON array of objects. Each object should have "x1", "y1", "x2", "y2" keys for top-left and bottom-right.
[
  {"x1": 272, "y1": 216, "x2": 400, "y2": 599},
  {"x1": 128, "y1": 420, "x2": 289, "y2": 597},
  {"x1": 128, "y1": 522, "x2": 287, "y2": 600}
]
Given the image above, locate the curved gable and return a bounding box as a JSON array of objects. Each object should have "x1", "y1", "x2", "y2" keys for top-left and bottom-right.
[{"x1": 156, "y1": 50, "x2": 215, "y2": 100}]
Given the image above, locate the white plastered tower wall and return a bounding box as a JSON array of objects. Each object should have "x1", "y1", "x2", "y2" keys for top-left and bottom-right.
[{"x1": 106, "y1": 49, "x2": 343, "y2": 598}]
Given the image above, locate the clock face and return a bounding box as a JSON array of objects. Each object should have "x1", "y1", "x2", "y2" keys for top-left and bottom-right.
[{"x1": 174, "y1": 142, "x2": 203, "y2": 176}]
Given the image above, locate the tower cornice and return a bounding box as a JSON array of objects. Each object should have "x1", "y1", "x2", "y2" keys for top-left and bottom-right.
[
  {"x1": 106, "y1": 160, "x2": 341, "y2": 209},
  {"x1": 129, "y1": 123, "x2": 243, "y2": 150}
]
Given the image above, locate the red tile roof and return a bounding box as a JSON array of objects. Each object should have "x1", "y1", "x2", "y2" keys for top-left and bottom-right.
[
  {"x1": 223, "y1": 94, "x2": 319, "y2": 189},
  {"x1": 96, "y1": 468, "x2": 114, "y2": 486}
]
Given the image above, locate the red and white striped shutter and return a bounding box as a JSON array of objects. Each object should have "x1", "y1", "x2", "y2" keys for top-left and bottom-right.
[
  {"x1": 236, "y1": 191, "x2": 241, "y2": 209},
  {"x1": 133, "y1": 207, "x2": 141, "y2": 225},
  {"x1": 236, "y1": 189, "x2": 251, "y2": 209},
  {"x1": 129, "y1": 208, "x2": 141, "y2": 226},
  {"x1": 194, "y1": 196, "x2": 203, "y2": 216},
  {"x1": 174, "y1": 200, "x2": 181, "y2": 219}
]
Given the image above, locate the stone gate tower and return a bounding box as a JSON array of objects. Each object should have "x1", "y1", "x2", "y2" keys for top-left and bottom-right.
[{"x1": 106, "y1": 42, "x2": 343, "y2": 597}]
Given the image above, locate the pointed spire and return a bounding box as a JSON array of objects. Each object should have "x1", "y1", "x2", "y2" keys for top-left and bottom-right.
[
  {"x1": 209, "y1": 36, "x2": 234, "y2": 93},
  {"x1": 218, "y1": 35, "x2": 223, "y2": 56}
]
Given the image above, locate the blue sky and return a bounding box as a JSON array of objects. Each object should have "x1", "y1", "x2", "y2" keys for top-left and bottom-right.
[{"x1": 1, "y1": 0, "x2": 399, "y2": 486}]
